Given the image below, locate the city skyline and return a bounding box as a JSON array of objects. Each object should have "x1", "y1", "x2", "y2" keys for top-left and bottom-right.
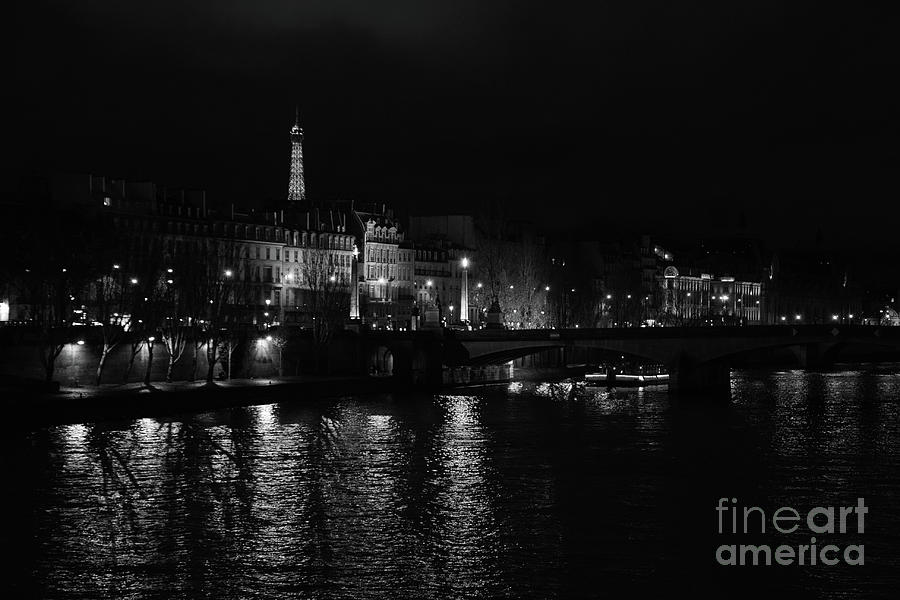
[{"x1": 13, "y1": 1, "x2": 898, "y2": 256}]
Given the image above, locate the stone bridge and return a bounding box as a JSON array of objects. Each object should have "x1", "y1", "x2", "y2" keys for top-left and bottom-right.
[{"x1": 355, "y1": 325, "x2": 900, "y2": 394}]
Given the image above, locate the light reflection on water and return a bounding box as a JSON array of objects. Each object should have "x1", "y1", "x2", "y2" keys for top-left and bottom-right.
[{"x1": 16, "y1": 364, "x2": 900, "y2": 598}]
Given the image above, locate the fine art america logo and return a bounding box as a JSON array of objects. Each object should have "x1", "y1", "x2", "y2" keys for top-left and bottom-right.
[{"x1": 715, "y1": 498, "x2": 867, "y2": 566}]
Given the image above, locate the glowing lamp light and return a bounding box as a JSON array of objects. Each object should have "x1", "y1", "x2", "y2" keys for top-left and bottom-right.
[
  {"x1": 780, "y1": 316, "x2": 786, "y2": 321},
  {"x1": 167, "y1": 279, "x2": 174, "y2": 284},
  {"x1": 795, "y1": 315, "x2": 802, "y2": 320},
  {"x1": 113, "y1": 264, "x2": 120, "y2": 270},
  {"x1": 266, "y1": 335, "x2": 273, "y2": 342},
  {"x1": 131, "y1": 278, "x2": 138, "y2": 284},
  {"x1": 478, "y1": 283, "x2": 484, "y2": 288},
  {"x1": 265, "y1": 299, "x2": 271, "y2": 306},
  {"x1": 545, "y1": 285, "x2": 550, "y2": 291},
  {"x1": 329, "y1": 275, "x2": 336, "y2": 282},
  {"x1": 849, "y1": 314, "x2": 854, "y2": 319},
  {"x1": 167, "y1": 268, "x2": 173, "y2": 273},
  {"x1": 378, "y1": 277, "x2": 386, "y2": 284},
  {"x1": 509, "y1": 285, "x2": 514, "y2": 289},
  {"x1": 461, "y1": 257, "x2": 469, "y2": 268},
  {"x1": 224, "y1": 269, "x2": 233, "y2": 277},
  {"x1": 76, "y1": 340, "x2": 85, "y2": 345},
  {"x1": 606, "y1": 294, "x2": 612, "y2": 300},
  {"x1": 148, "y1": 336, "x2": 155, "y2": 342},
  {"x1": 426, "y1": 280, "x2": 433, "y2": 286},
  {"x1": 832, "y1": 315, "x2": 839, "y2": 320}
]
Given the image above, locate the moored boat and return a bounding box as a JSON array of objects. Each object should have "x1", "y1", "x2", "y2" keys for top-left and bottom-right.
[{"x1": 584, "y1": 372, "x2": 669, "y2": 386}]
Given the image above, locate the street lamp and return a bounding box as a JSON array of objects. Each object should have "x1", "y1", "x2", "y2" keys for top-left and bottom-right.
[
  {"x1": 460, "y1": 257, "x2": 469, "y2": 324},
  {"x1": 224, "y1": 269, "x2": 233, "y2": 278}
]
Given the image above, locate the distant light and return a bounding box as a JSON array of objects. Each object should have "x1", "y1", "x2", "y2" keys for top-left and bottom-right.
[
  {"x1": 167, "y1": 279, "x2": 174, "y2": 284},
  {"x1": 574, "y1": 324, "x2": 580, "y2": 328},
  {"x1": 113, "y1": 264, "x2": 120, "y2": 270},
  {"x1": 62, "y1": 268, "x2": 67, "y2": 273},
  {"x1": 167, "y1": 268, "x2": 173, "y2": 273},
  {"x1": 795, "y1": 314, "x2": 801, "y2": 320},
  {"x1": 263, "y1": 312, "x2": 269, "y2": 317},
  {"x1": 225, "y1": 269, "x2": 233, "y2": 277},
  {"x1": 606, "y1": 294, "x2": 612, "y2": 299},
  {"x1": 478, "y1": 283, "x2": 484, "y2": 288},
  {"x1": 76, "y1": 340, "x2": 85, "y2": 345},
  {"x1": 627, "y1": 294, "x2": 632, "y2": 299},
  {"x1": 131, "y1": 278, "x2": 138, "y2": 284},
  {"x1": 329, "y1": 275, "x2": 336, "y2": 282},
  {"x1": 461, "y1": 257, "x2": 469, "y2": 268},
  {"x1": 265, "y1": 299, "x2": 271, "y2": 305},
  {"x1": 509, "y1": 285, "x2": 514, "y2": 289},
  {"x1": 266, "y1": 335, "x2": 273, "y2": 342},
  {"x1": 426, "y1": 280, "x2": 433, "y2": 286},
  {"x1": 686, "y1": 292, "x2": 691, "y2": 297},
  {"x1": 832, "y1": 315, "x2": 839, "y2": 320},
  {"x1": 849, "y1": 314, "x2": 854, "y2": 319},
  {"x1": 449, "y1": 305, "x2": 454, "y2": 312},
  {"x1": 148, "y1": 336, "x2": 155, "y2": 342},
  {"x1": 545, "y1": 285, "x2": 550, "y2": 291},
  {"x1": 378, "y1": 277, "x2": 386, "y2": 284},
  {"x1": 780, "y1": 316, "x2": 786, "y2": 321}
]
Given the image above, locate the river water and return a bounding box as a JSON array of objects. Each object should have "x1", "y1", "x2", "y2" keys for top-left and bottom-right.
[{"x1": 11, "y1": 365, "x2": 900, "y2": 599}]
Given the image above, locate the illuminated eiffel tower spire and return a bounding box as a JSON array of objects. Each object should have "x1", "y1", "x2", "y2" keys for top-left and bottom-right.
[{"x1": 287, "y1": 107, "x2": 306, "y2": 202}]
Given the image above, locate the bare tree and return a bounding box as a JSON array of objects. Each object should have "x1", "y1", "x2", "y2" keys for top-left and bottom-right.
[
  {"x1": 14, "y1": 207, "x2": 101, "y2": 382},
  {"x1": 25, "y1": 267, "x2": 82, "y2": 382},
  {"x1": 190, "y1": 238, "x2": 245, "y2": 384},
  {"x1": 301, "y1": 247, "x2": 350, "y2": 372},
  {"x1": 91, "y1": 266, "x2": 131, "y2": 384}
]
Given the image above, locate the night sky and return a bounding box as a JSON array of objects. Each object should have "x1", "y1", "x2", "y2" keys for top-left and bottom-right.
[{"x1": 13, "y1": 1, "x2": 898, "y2": 253}]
